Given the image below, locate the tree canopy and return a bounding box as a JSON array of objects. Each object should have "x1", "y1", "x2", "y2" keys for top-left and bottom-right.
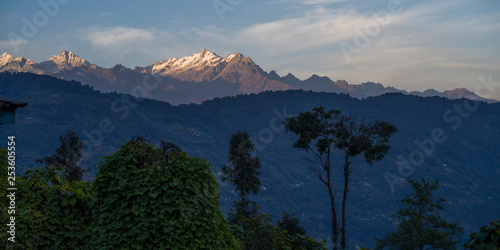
[
  {"x1": 35, "y1": 131, "x2": 85, "y2": 182},
  {"x1": 464, "y1": 219, "x2": 500, "y2": 249},
  {"x1": 222, "y1": 131, "x2": 262, "y2": 227},
  {"x1": 222, "y1": 130, "x2": 262, "y2": 199},
  {"x1": 91, "y1": 138, "x2": 238, "y2": 249},
  {"x1": 375, "y1": 178, "x2": 463, "y2": 250},
  {"x1": 0, "y1": 148, "x2": 93, "y2": 249},
  {"x1": 284, "y1": 106, "x2": 396, "y2": 249}
]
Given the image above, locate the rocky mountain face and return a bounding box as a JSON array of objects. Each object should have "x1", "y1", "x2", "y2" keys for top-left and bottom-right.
[
  {"x1": 0, "y1": 52, "x2": 40, "y2": 73},
  {"x1": 148, "y1": 49, "x2": 292, "y2": 93},
  {"x1": 0, "y1": 50, "x2": 496, "y2": 104}
]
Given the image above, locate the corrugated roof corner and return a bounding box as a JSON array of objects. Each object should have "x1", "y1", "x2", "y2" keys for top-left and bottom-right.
[{"x1": 0, "y1": 96, "x2": 28, "y2": 108}]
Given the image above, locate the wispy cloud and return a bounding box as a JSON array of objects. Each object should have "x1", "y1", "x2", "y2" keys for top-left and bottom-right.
[
  {"x1": 267, "y1": 0, "x2": 347, "y2": 5},
  {"x1": 84, "y1": 26, "x2": 159, "y2": 47},
  {"x1": 227, "y1": 0, "x2": 500, "y2": 91},
  {"x1": 78, "y1": 26, "x2": 190, "y2": 66},
  {"x1": 0, "y1": 39, "x2": 28, "y2": 53},
  {"x1": 235, "y1": 7, "x2": 368, "y2": 53}
]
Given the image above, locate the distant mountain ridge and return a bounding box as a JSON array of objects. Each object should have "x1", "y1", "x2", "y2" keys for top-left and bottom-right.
[{"x1": 0, "y1": 50, "x2": 496, "y2": 104}]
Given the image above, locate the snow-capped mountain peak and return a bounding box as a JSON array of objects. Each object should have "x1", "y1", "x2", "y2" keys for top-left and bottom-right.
[
  {"x1": 0, "y1": 52, "x2": 35, "y2": 71},
  {"x1": 0, "y1": 52, "x2": 14, "y2": 66},
  {"x1": 225, "y1": 53, "x2": 244, "y2": 62},
  {"x1": 151, "y1": 49, "x2": 225, "y2": 75},
  {"x1": 0, "y1": 49, "x2": 497, "y2": 104},
  {"x1": 175, "y1": 48, "x2": 223, "y2": 68},
  {"x1": 49, "y1": 50, "x2": 90, "y2": 67}
]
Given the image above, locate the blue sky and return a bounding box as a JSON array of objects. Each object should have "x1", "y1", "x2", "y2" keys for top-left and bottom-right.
[{"x1": 1, "y1": 0, "x2": 499, "y2": 99}]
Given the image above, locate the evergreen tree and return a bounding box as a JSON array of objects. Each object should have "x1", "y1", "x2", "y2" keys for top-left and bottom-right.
[
  {"x1": 221, "y1": 130, "x2": 262, "y2": 228},
  {"x1": 375, "y1": 178, "x2": 463, "y2": 250},
  {"x1": 35, "y1": 131, "x2": 85, "y2": 182}
]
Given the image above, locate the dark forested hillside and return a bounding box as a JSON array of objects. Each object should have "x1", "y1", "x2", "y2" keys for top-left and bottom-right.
[{"x1": 1, "y1": 72, "x2": 499, "y2": 248}]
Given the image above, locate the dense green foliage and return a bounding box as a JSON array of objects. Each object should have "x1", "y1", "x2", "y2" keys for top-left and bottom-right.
[
  {"x1": 0, "y1": 148, "x2": 93, "y2": 249},
  {"x1": 229, "y1": 203, "x2": 326, "y2": 249},
  {"x1": 464, "y1": 220, "x2": 500, "y2": 249},
  {"x1": 1, "y1": 72, "x2": 499, "y2": 247},
  {"x1": 375, "y1": 178, "x2": 463, "y2": 249},
  {"x1": 91, "y1": 138, "x2": 238, "y2": 249},
  {"x1": 1, "y1": 137, "x2": 239, "y2": 249}
]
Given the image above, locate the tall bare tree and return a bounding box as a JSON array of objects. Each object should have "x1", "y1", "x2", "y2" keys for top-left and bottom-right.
[{"x1": 284, "y1": 107, "x2": 396, "y2": 249}]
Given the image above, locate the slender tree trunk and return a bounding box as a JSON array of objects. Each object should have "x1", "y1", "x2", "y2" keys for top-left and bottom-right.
[
  {"x1": 325, "y1": 159, "x2": 339, "y2": 250},
  {"x1": 327, "y1": 170, "x2": 338, "y2": 250},
  {"x1": 239, "y1": 193, "x2": 248, "y2": 231},
  {"x1": 341, "y1": 150, "x2": 350, "y2": 249},
  {"x1": 325, "y1": 143, "x2": 339, "y2": 250}
]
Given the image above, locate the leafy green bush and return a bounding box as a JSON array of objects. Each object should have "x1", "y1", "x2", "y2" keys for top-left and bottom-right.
[
  {"x1": 91, "y1": 138, "x2": 239, "y2": 249},
  {"x1": 464, "y1": 220, "x2": 500, "y2": 249},
  {"x1": 0, "y1": 148, "x2": 93, "y2": 249}
]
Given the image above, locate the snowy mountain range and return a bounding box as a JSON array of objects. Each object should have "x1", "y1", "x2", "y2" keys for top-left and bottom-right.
[{"x1": 0, "y1": 50, "x2": 496, "y2": 104}]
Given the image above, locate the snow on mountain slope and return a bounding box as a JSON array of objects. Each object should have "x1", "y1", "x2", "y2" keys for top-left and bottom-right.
[
  {"x1": 0, "y1": 52, "x2": 36, "y2": 72},
  {"x1": 0, "y1": 49, "x2": 497, "y2": 104},
  {"x1": 0, "y1": 52, "x2": 14, "y2": 66},
  {"x1": 37, "y1": 51, "x2": 91, "y2": 74},
  {"x1": 146, "y1": 49, "x2": 291, "y2": 93},
  {"x1": 150, "y1": 49, "x2": 245, "y2": 75},
  {"x1": 150, "y1": 49, "x2": 225, "y2": 75},
  {"x1": 49, "y1": 51, "x2": 90, "y2": 68}
]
